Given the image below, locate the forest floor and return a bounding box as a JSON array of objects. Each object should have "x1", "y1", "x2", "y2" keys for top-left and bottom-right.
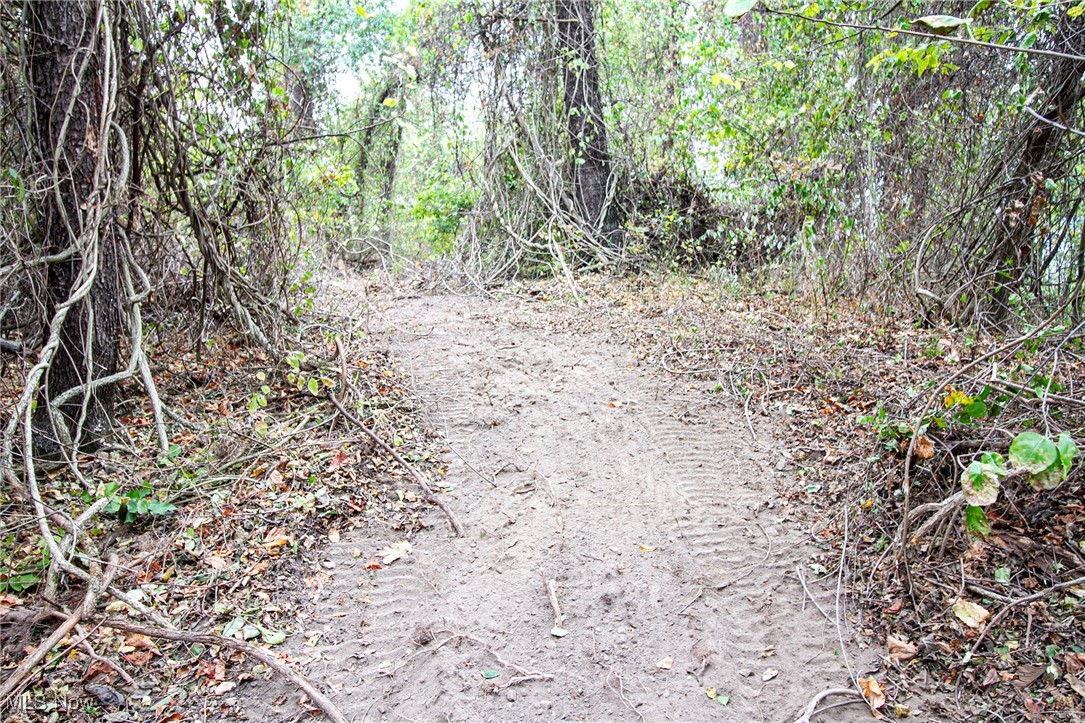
[{"x1": 5, "y1": 269, "x2": 1083, "y2": 723}]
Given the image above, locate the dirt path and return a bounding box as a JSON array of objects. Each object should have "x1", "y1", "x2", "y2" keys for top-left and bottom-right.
[{"x1": 255, "y1": 292, "x2": 866, "y2": 722}]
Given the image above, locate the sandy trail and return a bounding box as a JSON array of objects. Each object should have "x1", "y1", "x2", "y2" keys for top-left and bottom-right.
[{"x1": 254, "y1": 292, "x2": 864, "y2": 722}]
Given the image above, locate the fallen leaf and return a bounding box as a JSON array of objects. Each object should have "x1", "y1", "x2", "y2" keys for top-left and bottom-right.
[
  {"x1": 1064, "y1": 652, "x2": 1085, "y2": 674},
  {"x1": 655, "y1": 656, "x2": 674, "y2": 671},
  {"x1": 859, "y1": 676, "x2": 886, "y2": 709},
  {"x1": 887, "y1": 635, "x2": 917, "y2": 664},
  {"x1": 328, "y1": 528, "x2": 340, "y2": 543},
  {"x1": 952, "y1": 599, "x2": 990, "y2": 629},
  {"x1": 760, "y1": 646, "x2": 776, "y2": 658},
  {"x1": 481, "y1": 669, "x2": 500, "y2": 680},
  {"x1": 1014, "y1": 664, "x2": 1046, "y2": 689},
  {"x1": 84, "y1": 683, "x2": 125, "y2": 707},
  {"x1": 638, "y1": 543, "x2": 656, "y2": 552},
  {"x1": 551, "y1": 626, "x2": 568, "y2": 638},
  {"x1": 884, "y1": 599, "x2": 903, "y2": 614},
  {"x1": 377, "y1": 540, "x2": 412, "y2": 565},
  {"x1": 761, "y1": 668, "x2": 778, "y2": 682},
  {"x1": 212, "y1": 681, "x2": 237, "y2": 695},
  {"x1": 915, "y1": 435, "x2": 934, "y2": 459},
  {"x1": 705, "y1": 687, "x2": 717, "y2": 699},
  {"x1": 1067, "y1": 674, "x2": 1085, "y2": 699},
  {"x1": 206, "y1": 555, "x2": 228, "y2": 570},
  {"x1": 893, "y1": 703, "x2": 911, "y2": 717}
]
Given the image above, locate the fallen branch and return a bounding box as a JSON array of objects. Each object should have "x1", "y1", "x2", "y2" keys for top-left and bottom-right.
[
  {"x1": 328, "y1": 391, "x2": 464, "y2": 536},
  {"x1": 790, "y1": 687, "x2": 866, "y2": 723},
  {"x1": 962, "y1": 574, "x2": 1085, "y2": 665},
  {"x1": 0, "y1": 555, "x2": 119, "y2": 704},
  {"x1": 93, "y1": 618, "x2": 349, "y2": 723}
]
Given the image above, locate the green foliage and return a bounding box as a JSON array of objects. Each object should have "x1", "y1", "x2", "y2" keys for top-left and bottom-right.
[
  {"x1": 960, "y1": 431, "x2": 1078, "y2": 536},
  {"x1": 101, "y1": 481, "x2": 177, "y2": 524}
]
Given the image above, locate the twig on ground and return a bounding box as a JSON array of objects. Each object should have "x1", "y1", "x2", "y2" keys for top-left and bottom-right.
[
  {"x1": 962, "y1": 574, "x2": 1085, "y2": 664},
  {"x1": 796, "y1": 566, "x2": 833, "y2": 624},
  {"x1": 545, "y1": 578, "x2": 566, "y2": 634},
  {"x1": 790, "y1": 688, "x2": 866, "y2": 723},
  {"x1": 329, "y1": 390, "x2": 464, "y2": 536},
  {"x1": 743, "y1": 390, "x2": 757, "y2": 441},
  {"x1": 0, "y1": 555, "x2": 119, "y2": 704},
  {"x1": 94, "y1": 618, "x2": 349, "y2": 723}
]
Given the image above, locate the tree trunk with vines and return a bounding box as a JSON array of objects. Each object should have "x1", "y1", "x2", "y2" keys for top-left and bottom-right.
[{"x1": 28, "y1": 0, "x2": 121, "y2": 454}]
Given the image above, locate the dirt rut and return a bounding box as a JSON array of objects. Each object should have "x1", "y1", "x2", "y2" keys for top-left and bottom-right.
[{"x1": 256, "y1": 293, "x2": 862, "y2": 722}]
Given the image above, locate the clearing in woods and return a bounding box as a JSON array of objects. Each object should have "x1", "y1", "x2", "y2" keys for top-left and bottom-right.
[{"x1": 248, "y1": 287, "x2": 868, "y2": 722}]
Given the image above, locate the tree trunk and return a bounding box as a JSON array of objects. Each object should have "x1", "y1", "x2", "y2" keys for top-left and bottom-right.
[
  {"x1": 989, "y1": 23, "x2": 1085, "y2": 326},
  {"x1": 555, "y1": 0, "x2": 619, "y2": 238},
  {"x1": 28, "y1": 0, "x2": 121, "y2": 454}
]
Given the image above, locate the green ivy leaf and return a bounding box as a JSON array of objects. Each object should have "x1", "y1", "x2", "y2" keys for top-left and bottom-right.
[
  {"x1": 961, "y1": 460, "x2": 1001, "y2": 506},
  {"x1": 964, "y1": 505, "x2": 991, "y2": 537},
  {"x1": 1056, "y1": 432, "x2": 1078, "y2": 477},
  {"x1": 1009, "y1": 432, "x2": 1058, "y2": 473},
  {"x1": 724, "y1": 0, "x2": 758, "y2": 18}
]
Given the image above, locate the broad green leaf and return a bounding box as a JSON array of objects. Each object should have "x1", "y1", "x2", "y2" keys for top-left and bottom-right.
[
  {"x1": 481, "y1": 669, "x2": 500, "y2": 679},
  {"x1": 980, "y1": 451, "x2": 1007, "y2": 476},
  {"x1": 969, "y1": 0, "x2": 994, "y2": 17},
  {"x1": 963, "y1": 401, "x2": 987, "y2": 419},
  {"x1": 1009, "y1": 432, "x2": 1058, "y2": 473},
  {"x1": 1056, "y1": 433, "x2": 1078, "y2": 477},
  {"x1": 262, "y1": 629, "x2": 287, "y2": 645},
  {"x1": 912, "y1": 15, "x2": 971, "y2": 35},
  {"x1": 965, "y1": 505, "x2": 991, "y2": 537},
  {"x1": 724, "y1": 0, "x2": 758, "y2": 18},
  {"x1": 961, "y1": 461, "x2": 1000, "y2": 506},
  {"x1": 307, "y1": 377, "x2": 321, "y2": 396},
  {"x1": 993, "y1": 567, "x2": 1010, "y2": 584},
  {"x1": 1028, "y1": 466, "x2": 1064, "y2": 492}
]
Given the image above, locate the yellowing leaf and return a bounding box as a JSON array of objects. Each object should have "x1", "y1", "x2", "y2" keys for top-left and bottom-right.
[
  {"x1": 638, "y1": 543, "x2": 656, "y2": 552},
  {"x1": 859, "y1": 676, "x2": 886, "y2": 709},
  {"x1": 355, "y1": 6, "x2": 367, "y2": 17},
  {"x1": 952, "y1": 598, "x2": 990, "y2": 629},
  {"x1": 382, "y1": 97, "x2": 398, "y2": 108}
]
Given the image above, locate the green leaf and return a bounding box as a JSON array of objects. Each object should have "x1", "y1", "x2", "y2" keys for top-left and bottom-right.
[
  {"x1": 994, "y1": 567, "x2": 1011, "y2": 584},
  {"x1": 964, "y1": 505, "x2": 991, "y2": 537},
  {"x1": 1056, "y1": 433, "x2": 1078, "y2": 477},
  {"x1": 724, "y1": 0, "x2": 758, "y2": 18},
  {"x1": 1009, "y1": 432, "x2": 1058, "y2": 474},
  {"x1": 961, "y1": 460, "x2": 1001, "y2": 506},
  {"x1": 963, "y1": 400, "x2": 987, "y2": 419},
  {"x1": 969, "y1": 0, "x2": 994, "y2": 17},
  {"x1": 481, "y1": 669, "x2": 500, "y2": 679},
  {"x1": 307, "y1": 377, "x2": 321, "y2": 396},
  {"x1": 1028, "y1": 465, "x2": 1064, "y2": 492},
  {"x1": 262, "y1": 629, "x2": 287, "y2": 645},
  {"x1": 912, "y1": 14, "x2": 971, "y2": 35}
]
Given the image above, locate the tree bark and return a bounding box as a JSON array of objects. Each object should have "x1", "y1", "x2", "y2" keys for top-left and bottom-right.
[
  {"x1": 28, "y1": 0, "x2": 121, "y2": 453},
  {"x1": 989, "y1": 21, "x2": 1085, "y2": 326},
  {"x1": 555, "y1": 0, "x2": 619, "y2": 239}
]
